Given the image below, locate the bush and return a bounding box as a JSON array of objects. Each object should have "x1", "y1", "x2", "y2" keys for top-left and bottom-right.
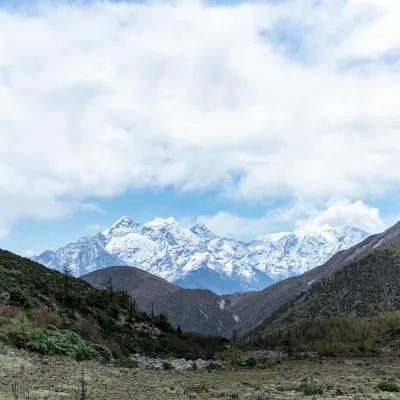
[
  {"x1": 295, "y1": 376, "x2": 324, "y2": 396},
  {"x1": 191, "y1": 361, "x2": 198, "y2": 371},
  {"x1": 376, "y1": 380, "x2": 400, "y2": 392},
  {"x1": 243, "y1": 357, "x2": 257, "y2": 367},
  {"x1": 23, "y1": 299, "x2": 36, "y2": 310},
  {"x1": 220, "y1": 344, "x2": 243, "y2": 366},
  {"x1": 92, "y1": 343, "x2": 113, "y2": 361},
  {"x1": 0, "y1": 316, "x2": 111, "y2": 361},
  {"x1": 0, "y1": 315, "x2": 35, "y2": 348},
  {"x1": 30, "y1": 326, "x2": 112, "y2": 361},
  {"x1": 163, "y1": 361, "x2": 174, "y2": 370},
  {"x1": 206, "y1": 362, "x2": 222, "y2": 372}
]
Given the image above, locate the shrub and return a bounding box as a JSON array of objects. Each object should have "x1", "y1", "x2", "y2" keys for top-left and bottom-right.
[
  {"x1": 163, "y1": 361, "x2": 174, "y2": 370},
  {"x1": 191, "y1": 361, "x2": 198, "y2": 371},
  {"x1": 243, "y1": 357, "x2": 257, "y2": 367},
  {"x1": 0, "y1": 315, "x2": 35, "y2": 348},
  {"x1": 23, "y1": 299, "x2": 36, "y2": 310},
  {"x1": 92, "y1": 343, "x2": 113, "y2": 361},
  {"x1": 0, "y1": 316, "x2": 111, "y2": 361},
  {"x1": 376, "y1": 380, "x2": 400, "y2": 392},
  {"x1": 295, "y1": 376, "x2": 324, "y2": 396},
  {"x1": 206, "y1": 362, "x2": 222, "y2": 372},
  {"x1": 32, "y1": 327, "x2": 112, "y2": 361},
  {"x1": 220, "y1": 344, "x2": 243, "y2": 366},
  {"x1": 8, "y1": 288, "x2": 29, "y2": 306}
]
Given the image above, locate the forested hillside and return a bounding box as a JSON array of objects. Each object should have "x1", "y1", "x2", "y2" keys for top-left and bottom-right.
[
  {"x1": 0, "y1": 249, "x2": 227, "y2": 360},
  {"x1": 248, "y1": 242, "x2": 400, "y2": 355}
]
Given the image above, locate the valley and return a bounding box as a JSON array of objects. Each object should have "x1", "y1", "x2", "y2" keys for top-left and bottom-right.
[
  {"x1": 2, "y1": 217, "x2": 400, "y2": 400},
  {"x1": 81, "y1": 221, "x2": 400, "y2": 337},
  {"x1": 1, "y1": 345, "x2": 400, "y2": 399},
  {"x1": 2, "y1": 1, "x2": 399, "y2": 398}
]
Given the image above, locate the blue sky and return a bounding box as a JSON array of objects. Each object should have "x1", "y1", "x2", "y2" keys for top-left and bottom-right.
[{"x1": 1, "y1": 0, "x2": 400, "y2": 256}]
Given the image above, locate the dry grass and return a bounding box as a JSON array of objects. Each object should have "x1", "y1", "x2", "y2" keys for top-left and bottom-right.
[
  {"x1": 0, "y1": 306, "x2": 24, "y2": 319},
  {"x1": 1, "y1": 345, "x2": 400, "y2": 399}
]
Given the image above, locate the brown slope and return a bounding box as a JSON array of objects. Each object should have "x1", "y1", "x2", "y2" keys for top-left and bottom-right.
[
  {"x1": 81, "y1": 266, "x2": 239, "y2": 336},
  {"x1": 81, "y1": 265, "x2": 180, "y2": 308}
]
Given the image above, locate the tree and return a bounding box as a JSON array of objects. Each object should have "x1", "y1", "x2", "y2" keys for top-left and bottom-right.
[
  {"x1": 232, "y1": 329, "x2": 237, "y2": 343},
  {"x1": 177, "y1": 325, "x2": 183, "y2": 338},
  {"x1": 104, "y1": 275, "x2": 114, "y2": 302},
  {"x1": 127, "y1": 300, "x2": 136, "y2": 322},
  {"x1": 62, "y1": 264, "x2": 73, "y2": 308},
  {"x1": 286, "y1": 330, "x2": 293, "y2": 357}
]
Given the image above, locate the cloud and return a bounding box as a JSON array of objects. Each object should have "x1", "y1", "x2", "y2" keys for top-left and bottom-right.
[
  {"x1": 87, "y1": 224, "x2": 101, "y2": 231},
  {"x1": 21, "y1": 249, "x2": 35, "y2": 258},
  {"x1": 187, "y1": 199, "x2": 397, "y2": 239},
  {"x1": 0, "y1": 228, "x2": 8, "y2": 239},
  {"x1": 190, "y1": 211, "x2": 271, "y2": 239},
  {"x1": 80, "y1": 203, "x2": 105, "y2": 214},
  {"x1": 1, "y1": 0, "x2": 400, "y2": 233},
  {"x1": 295, "y1": 199, "x2": 396, "y2": 233}
]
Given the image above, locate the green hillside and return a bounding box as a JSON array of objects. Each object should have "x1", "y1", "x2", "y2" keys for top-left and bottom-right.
[
  {"x1": 248, "y1": 242, "x2": 400, "y2": 355},
  {"x1": 0, "y1": 249, "x2": 227, "y2": 360}
]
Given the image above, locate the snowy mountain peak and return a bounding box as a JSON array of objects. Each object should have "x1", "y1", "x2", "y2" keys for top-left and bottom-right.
[
  {"x1": 103, "y1": 216, "x2": 141, "y2": 237},
  {"x1": 190, "y1": 223, "x2": 218, "y2": 240},
  {"x1": 112, "y1": 216, "x2": 135, "y2": 228},
  {"x1": 33, "y1": 217, "x2": 370, "y2": 295}
]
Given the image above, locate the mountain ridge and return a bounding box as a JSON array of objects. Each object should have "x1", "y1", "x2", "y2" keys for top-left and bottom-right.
[
  {"x1": 246, "y1": 239, "x2": 400, "y2": 350},
  {"x1": 82, "y1": 220, "x2": 400, "y2": 337},
  {"x1": 33, "y1": 217, "x2": 368, "y2": 294}
]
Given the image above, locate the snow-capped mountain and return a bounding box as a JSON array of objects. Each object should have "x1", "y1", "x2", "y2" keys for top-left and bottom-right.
[{"x1": 33, "y1": 217, "x2": 369, "y2": 294}]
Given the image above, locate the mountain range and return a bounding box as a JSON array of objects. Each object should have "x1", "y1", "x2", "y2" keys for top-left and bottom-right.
[
  {"x1": 33, "y1": 216, "x2": 368, "y2": 294},
  {"x1": 82, "y1": 221, "x2": 400, "y2": 338}
]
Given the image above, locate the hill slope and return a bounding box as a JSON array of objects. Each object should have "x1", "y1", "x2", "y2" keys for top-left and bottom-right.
[
  {"x1": 0, "y1": 249, "x2": 227, "y2": 359},
  {"x1": 33, "y1": 216, "x2": 368, "y2": 294},
  {"x1": 227, "y1": 221, "x2": 400, "y2": 336},
  {"x1": 82, "y1": 266, "x2": 241, "y2": 336},
  {"x1": 81, "y1": 266, "x2": 180, "y2": 309},
  {"x1": 247, "y1": 241, "x2": 400, "y2": 343}
]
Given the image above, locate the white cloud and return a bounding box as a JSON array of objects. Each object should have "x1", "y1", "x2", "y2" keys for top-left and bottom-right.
[
  {"x1": 80, "y1": 203, "x2": 105, "y2": 214},
  {"x1": 295, "y1": 199, "x2": 395, "y2": 233},
  {"x1": 22, "y1": 249, "x2": 35, "y2": 258},
  {"x1": 192, "y1": 211, "x2": 271, "y2": 239},
  {"x1": 187, "y1": 199, "x2": 397, "y2": 239},
  {"x1": 87, "y1": 224, "x2": 101, "y2": 231},
  {"x1": 1, "y1": 0, "x2": 400, "y2": 233}
]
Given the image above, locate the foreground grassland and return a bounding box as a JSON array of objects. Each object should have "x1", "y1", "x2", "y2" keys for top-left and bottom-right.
[{"x1": 1, "y1": 345, "x2": 400, "y2": 399}]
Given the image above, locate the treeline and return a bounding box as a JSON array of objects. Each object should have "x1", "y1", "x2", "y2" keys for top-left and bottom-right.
[{"x1": 251, "y1": 312, "x2": 400, "y2": 356}]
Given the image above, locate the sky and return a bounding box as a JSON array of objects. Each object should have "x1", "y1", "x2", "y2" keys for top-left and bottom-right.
[{"x1": 1, "y1": 0, "x2": 400, "y2": 256}]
